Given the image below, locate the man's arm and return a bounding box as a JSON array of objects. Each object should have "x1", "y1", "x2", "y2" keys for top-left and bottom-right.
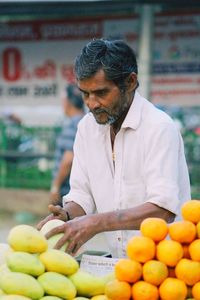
[
  {"x1": 45, "y1": 202, "x2": 175, "y2": 255},
  {"x1": 50, "y1": 150, "x2": 73, "y2": 204},
  {"x1": 93, "y1": 202, "x2": 175, "y2": 233}
]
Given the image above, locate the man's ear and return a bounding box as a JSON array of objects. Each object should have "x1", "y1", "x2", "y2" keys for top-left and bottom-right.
[{"x1": 126, "y1": 72, "x2": 138, "y2": 91}]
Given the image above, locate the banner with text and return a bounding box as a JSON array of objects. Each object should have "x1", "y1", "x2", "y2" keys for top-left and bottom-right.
[
  {"x1": 0, "y1": 17, "x2": 139, "y2": 124},
  {"x1": 0, "y1": 13, "x2": 200, "y2": 124}
]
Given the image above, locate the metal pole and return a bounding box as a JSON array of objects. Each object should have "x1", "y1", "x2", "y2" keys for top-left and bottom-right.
[{"x1": 137, "y1": 4, "x2": 154, "y2": 100}]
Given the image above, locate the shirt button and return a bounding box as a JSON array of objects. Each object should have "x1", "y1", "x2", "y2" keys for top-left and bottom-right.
[{"x1": 118, "y1": 237, "x2": 121, "y2": 241}]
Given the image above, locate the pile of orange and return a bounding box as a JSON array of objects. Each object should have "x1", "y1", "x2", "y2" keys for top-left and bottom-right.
[{"x1": 104, "y1": 199, "x2": 200, "y2": 300}]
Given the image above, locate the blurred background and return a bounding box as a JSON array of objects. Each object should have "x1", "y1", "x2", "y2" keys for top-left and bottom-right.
[{"x1": 0, "y1": 0, "x2": 200, "y2": 242}]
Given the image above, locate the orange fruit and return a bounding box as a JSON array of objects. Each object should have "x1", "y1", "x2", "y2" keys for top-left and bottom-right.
[
  {"x1": 182, "y1": 244, "x2": 191, "y2": 259},
  {"x1": 197, "y1": 221, "x2": 200, "y2": 238},
  {"x1": 156, "y1": 239, "x2": 183, "y2": 267},
  {"x1": 104, "y1": 279, "x2": 131, "y2": 300},
  {"x1": 114, "y1": 258, "x2": 142, "y2": 283},
  {"x1": 189, "y1": 239, "x2": 200, "y2": 261},
  {"x1": 192, "y1": 281, "x2": 200, "y2": 300},
  {"x1": 181, "y1": 200, "x2": 200, "y2": 224},
  {"x1": 140, "y1": 217, "x2": 168, "y2": 242},
  {"x1": 142, "y1": 260, "x2": 168, "y2": 286},
  {"x1": 126, "y1": 236, "x2": 156, "y2": 263},
  {"x1": 159, "y1": 278, "x2": 187, "y2": 300},
  {"x1": 168, "y1": 220, "x2": 196, "y2": 243},
  {"x1": 175, "y1": 258, "x2": 200, "y2": 286},
  {"x1": 132, "y1": 280, "x2": 159, "y2": 300}
]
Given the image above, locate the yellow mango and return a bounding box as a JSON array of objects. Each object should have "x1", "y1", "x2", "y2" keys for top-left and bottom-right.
[
  {"x1": 8, "y1": 225, "x2": 48, "y2": 253},
  {"x1": 38, "y1": 271, "x2": 76, "y2": 300},
  {"x1": 69, "y1": 270, "x2": 106, "y2": 297},
  {"x1": 6, "y1": 251, "x2": 45, "y2": 276},
  {"x1": 40, "y1": 297, "x2": 63, "y2": 300},
  {"x1": 39, "y1": 249, "x2": 79, "y2": 275},
  {"x1": 40, "y1": 220, "x2": 68, "y2": 251},
  {"x1": 0, "y1": 271, "x2": 44, "y2": 299},
  {"x1": 0, "y1": 296, "x2": 32, "y2": 300}
]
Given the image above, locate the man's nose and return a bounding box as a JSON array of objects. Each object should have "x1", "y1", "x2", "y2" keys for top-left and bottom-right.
[{"x1": 85, "y1": 94, "x2": 100, "y2": 110}]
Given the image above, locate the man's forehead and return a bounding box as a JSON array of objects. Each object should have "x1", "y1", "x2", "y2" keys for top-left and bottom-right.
[{"x1": 77, "y1": 72, "x2": 115, "y2": 92}]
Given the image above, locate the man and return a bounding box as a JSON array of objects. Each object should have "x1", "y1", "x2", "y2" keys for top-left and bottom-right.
[
  {"x1": 50, "y1": 83, "x2": 85, "y2": 206},
  {"x1": 38, "y1": 39, "x2": 191, "y2": 258}
]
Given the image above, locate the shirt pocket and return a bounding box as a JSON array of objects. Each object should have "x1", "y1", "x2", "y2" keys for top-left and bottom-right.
[{"x1": 120, "y1": 179, "x2": 146, "y2": 209}]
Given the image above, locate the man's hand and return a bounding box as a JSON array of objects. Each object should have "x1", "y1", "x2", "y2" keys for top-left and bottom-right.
[
  {"x1": 36, "y1": 204, "x2": 68, "y2": 230},
  {"x1": 49, "y1": 190, "x2": 61, "y2": 205},
  {"x1": 45, "y1": 214, "x2": 98, "y2": 255}
]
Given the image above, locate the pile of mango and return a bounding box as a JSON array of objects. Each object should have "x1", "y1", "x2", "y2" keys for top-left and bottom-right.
[{"x1": 0, "y1": 222, "x2": 112, "y2": 300}]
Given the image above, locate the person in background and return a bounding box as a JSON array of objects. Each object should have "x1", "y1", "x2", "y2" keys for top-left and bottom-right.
[
  {"x1": 38, "y1": 39, "x2": 191, "y2": 258},
  {"x1": 0, "y1": 108, "x2": 22, "y2": 126},
  {"x1": 50, "y1": 83, "x2": 85, "y2": 206}
]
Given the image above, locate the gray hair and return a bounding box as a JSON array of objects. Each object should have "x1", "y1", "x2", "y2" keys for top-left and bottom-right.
[{"x1": 74, "y1": 39, "x2": 138, "y2": 92}]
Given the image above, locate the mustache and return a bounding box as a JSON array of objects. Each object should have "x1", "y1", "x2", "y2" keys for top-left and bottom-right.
[{"x1": 89, "y1": 108, "x2": 110, "y2": 115}]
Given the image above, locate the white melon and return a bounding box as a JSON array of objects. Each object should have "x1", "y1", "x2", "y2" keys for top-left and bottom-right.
[{"x1": 40, "y1": 219, "x2": 68, "y2": 251}]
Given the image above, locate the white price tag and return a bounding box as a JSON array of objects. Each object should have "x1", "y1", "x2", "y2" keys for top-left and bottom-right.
[{"x1": 80, "y1": 254, "x2": 119, "y2": 276}]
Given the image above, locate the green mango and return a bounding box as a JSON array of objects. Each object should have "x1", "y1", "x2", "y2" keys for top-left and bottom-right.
[
  {"x1": 0, "y1": 296, "x2": 32, "y2": 300},
  {"x1": 6, "y1": 251, "x2": 45, "y2": 276},
  {"x1": 38, "y1": 271, "x2": 76, "y2": 300},
  {"x1": 69, "y1": 270, "x2": 107, "y2": 297},
  {"x1": 40, "y1": 297, "x2": 63, "y2": 300},
  {"x1": 0, "y1": 271, "x2": 44, "y2": 299},
  {"x1": 47, "y1": 234, "x2": 68, "y2": 251}
]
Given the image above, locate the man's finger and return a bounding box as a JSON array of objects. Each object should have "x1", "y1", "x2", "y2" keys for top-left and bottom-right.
[
  {"x1": 36, "y1": 214, "x2": 54, "y2": 230},
  {"x1": 48, "y1": 205, "x2": 67, "y2": 221},
  {"x1": 45, "y1": 223, "x2": 65, "y2": 239},
  {"x1": 66, "y1": 240, "x2": 81, "y2": 255},
  {"x1": 48, "y1": 204, "x2": 62, "y2": 214},
  {"x1": 54, "y1": 234, "x2": 70, "y2": 251}
]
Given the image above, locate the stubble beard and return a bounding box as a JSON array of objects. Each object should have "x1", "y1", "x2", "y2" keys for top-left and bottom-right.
[{"x1": 90, "y1": 92, "x2": 130, "y2": 125}]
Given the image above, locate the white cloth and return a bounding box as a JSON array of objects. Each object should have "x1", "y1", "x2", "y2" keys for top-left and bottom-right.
[{"x1": 63, "y1": 92, "x2": 191, "y2": 258}]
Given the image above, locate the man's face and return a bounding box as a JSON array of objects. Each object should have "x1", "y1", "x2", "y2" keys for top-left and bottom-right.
[{"x1": 78, "y1": 69, "x2": 130, "y2": 125}]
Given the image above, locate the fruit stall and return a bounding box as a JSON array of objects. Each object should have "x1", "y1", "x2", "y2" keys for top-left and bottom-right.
[{"x1": 0, "y1": 199, "x2": 200, "y2": 300}]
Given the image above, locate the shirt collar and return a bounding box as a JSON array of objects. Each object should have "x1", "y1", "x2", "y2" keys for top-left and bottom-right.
[{"x1": 122, "y1": 91, "x2": 143, "y2": 130}]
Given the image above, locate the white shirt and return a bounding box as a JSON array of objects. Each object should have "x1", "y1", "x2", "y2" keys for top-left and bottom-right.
[{"x1": 63, "y1": 92, "x2": 191, "y2": 258}]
